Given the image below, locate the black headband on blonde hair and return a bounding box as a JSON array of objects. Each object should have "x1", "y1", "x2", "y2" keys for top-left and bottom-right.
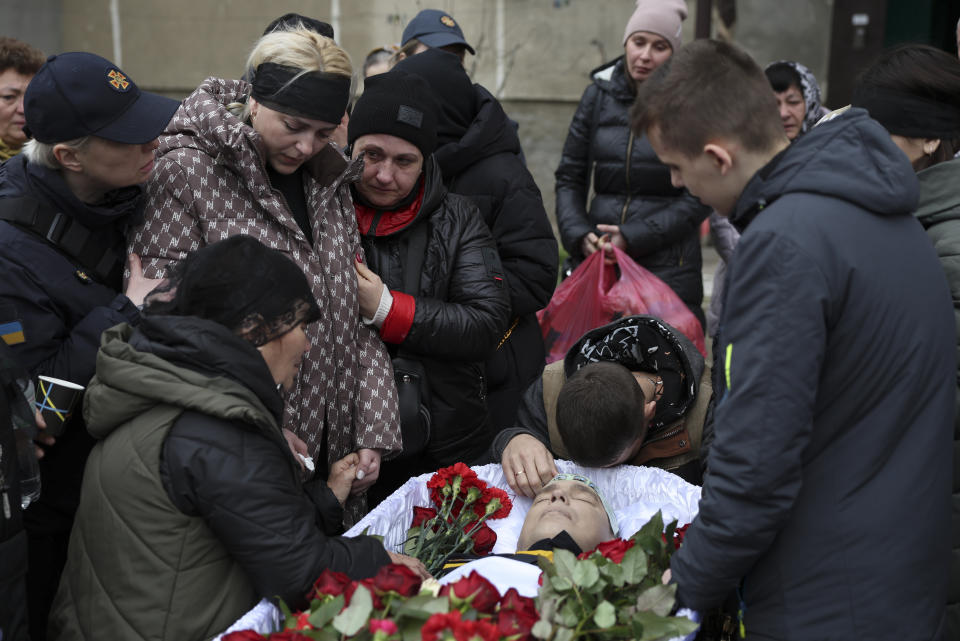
[
  {"x1": 852, "y1": 86, "x2": 960, "y2": 139},
  {"x1": 251, "y1": 62, "x2": 350, "y2": 124}
]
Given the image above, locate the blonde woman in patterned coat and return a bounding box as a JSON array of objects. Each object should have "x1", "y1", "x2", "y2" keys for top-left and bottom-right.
[{"x1": 129, "y1": 26, "x2": 401, "y2": 522}]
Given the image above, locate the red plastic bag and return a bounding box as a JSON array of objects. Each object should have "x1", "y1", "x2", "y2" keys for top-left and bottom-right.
[{"x1": 538, "y1": 247, "x2": 706, "y2": 363}]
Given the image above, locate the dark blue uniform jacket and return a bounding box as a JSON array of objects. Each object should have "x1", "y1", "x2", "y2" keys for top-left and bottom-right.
[
  {"x1": 0, "y1": 154, "x2": 140, "y2": 516},
  {"x1": 671, "y1": 109, "x2": 954, "y2": 640}
]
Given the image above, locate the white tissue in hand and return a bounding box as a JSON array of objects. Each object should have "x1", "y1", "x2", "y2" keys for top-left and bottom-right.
[{"x1": 297, "y1": 453, "x2": 314, "y2": 471}]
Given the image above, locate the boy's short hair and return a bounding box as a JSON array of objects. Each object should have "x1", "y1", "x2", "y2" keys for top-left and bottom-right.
[
  {"x1": 631, "y1": 39, "x2": 784, "y2": 157},
  {"x1": 556, "y1": 361, "x2": 647, "y2": 467}
]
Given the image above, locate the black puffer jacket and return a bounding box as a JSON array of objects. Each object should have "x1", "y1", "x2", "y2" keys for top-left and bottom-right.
[
  {"x1": 50, "y1": 315, "x2": 390, "y2": 641},
  {"x1": 434, "y1": 85, "x2": 557, "y2": 431},
  {"x1": 555, "y1": 57, "x2": 709, "y2": 324},
  {"x1": 396, "y1": 49, "x2": 558, "y2": 433},
  {"x1": 358, "y1": 156, "x2": 511, "y2": 468}
]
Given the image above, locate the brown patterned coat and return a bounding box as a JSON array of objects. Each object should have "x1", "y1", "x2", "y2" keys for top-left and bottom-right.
[{"x1": 128, "y1": 78, "x2": 401, "y2": 520}]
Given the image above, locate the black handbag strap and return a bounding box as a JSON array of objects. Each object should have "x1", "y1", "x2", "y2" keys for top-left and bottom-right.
[{"x1": 0, "y1": 196, "x2": 122, "y2": 284}]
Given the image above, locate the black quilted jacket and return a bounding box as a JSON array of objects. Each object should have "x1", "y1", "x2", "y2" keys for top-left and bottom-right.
[
  {"x1": 359, "y1": 157, "x2": 511, "y2": 467},
  {"x1": 555, "y1": 57, "x2": 709, "y2": 324}
]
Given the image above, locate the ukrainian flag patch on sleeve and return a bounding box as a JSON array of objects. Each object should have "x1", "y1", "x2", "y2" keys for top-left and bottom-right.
[{"x1": 0, "y1": 320, "x2": 25, "y2": 345}]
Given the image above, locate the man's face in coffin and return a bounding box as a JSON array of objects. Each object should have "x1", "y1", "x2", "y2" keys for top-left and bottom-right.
[{"x1": 516, "y1": 480, "x2": 615, "y2": 553}]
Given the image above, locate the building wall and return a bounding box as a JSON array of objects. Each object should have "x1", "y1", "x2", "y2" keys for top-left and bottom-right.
[{"x1": 2, "y1": 0, "x2": 835, "y2": 229}]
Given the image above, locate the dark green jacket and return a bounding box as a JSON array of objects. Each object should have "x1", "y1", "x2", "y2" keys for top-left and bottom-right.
[
  {"x1": 49, "y1": 317, "x2": 389, "y2": 641},
  {"x1": 915, "y1": 158, "x2": 960, "y2": 638}
]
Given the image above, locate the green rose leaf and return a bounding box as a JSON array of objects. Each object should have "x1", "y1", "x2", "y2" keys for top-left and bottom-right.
[
  {"x1": 537, "y1": 555, "x2": 558, "y2": 578},
  {"x1": 332, "y1": 584, "x2": 373, "y2": 636},
  {"x1": 620, "y1": 545, "x2": 648, "y2": 584},
  {"x1": 551, "y1": 575, "x2": 574, "y2": 593},
  {"x1": 632, "y1": 611, "x2": 699, "y2": 641},
  {"x1": 553, "y1": 548, "x2": 577, "y2": 579},
  {"x1": 635, "y1": 510, "x2": 665, "y2": 541},
  {"x1": 572, "y1": 559, "x2": 600, "y2": 589},
  {"x1": 532, "y1": 619, "x2": 554, "y2": 640},
  {"x1": 394, "y1": 594, "x2": 450, "y2": 618},
  {"x1": 554, "y1": 627, "x2": 575, "y2": 641},
  {"x1": 634, "y1": 584, "x2": 677, "y2": 617},
  {"x1": 599, "y1": 561, "x2": 626, "y2": 587},
  {"x1": 307, "y1": 594, "x2": 344, "y2": 628},
  {"x1": 558, "y1": 601, "x2": 580, "y2": 627},
  {"x1": 593, "y1": 600, "x2": 617, "y2": 628}
]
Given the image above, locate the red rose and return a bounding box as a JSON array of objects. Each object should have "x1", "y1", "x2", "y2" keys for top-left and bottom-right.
[
  {"x1": 310, "y1": 569, "x2": 351, "y2": 599},
  {"x1": 222, "y1": 631, "x2": 266, "y2": 641},
  {"x1": 422, "y1": 611, "x2": 463, "y2": 641},
  {"x1": 345, "y1": 579, "x2": 384, "y2": 610},
  {"x1": 439, "y1": 570, "x2": 501, "y2": 613},
  {"x1": 470, "y1": 523, "x2": 497, "y2": 556},
  {"x1": 372, "y1": 563, "x2": 422, "y2": 597},
  {"x1": 270, "y1": 632, "x2": 314, "y2": 641},
  {"x1": 662, "y1": 523, "x2": 689, "y2": 550},
  {"x1": 292, "y1": 611, "x2": 312, "y2": 630},
  {"x1": 475, "y1": 486, "x2": 512, "y2": 519},
  {"x1": 674, "y1": 523, "x2": 689, "y2": 549},
  {"x1": 370, "y1": 618, "x2": 400, "y2": 635},
  {"x1": 412, "y1": 506, "x2": 438, "y2": 528},
  {"x1": 595, "y1": 538, "x2": 635, "y2": 563},
  {"x1": 453, "y1": 618, "x2": 500, "y2": 641},
  {"x1": 497, "y1": 588, "x2": 538, "y2": 640}
]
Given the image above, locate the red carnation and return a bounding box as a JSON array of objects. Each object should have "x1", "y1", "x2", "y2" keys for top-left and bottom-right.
[
  {"x1": 427, "y1": 474, "x2": 451, "y2": 507},
  {"x1": 422, "y1": 611, "x2": 463, "y2": 641},
  {"x1": 372, "y1": 563, "x2": 422, "y2": 597},
  {"x1": 222, "y1": 631, "x2": 266, "y2": 641},
  {"x1": 439, "y1": 570, "x2": 501, "y2": 614},
  {"x1": 475, "y1": 486, "x2": 512, "y2": 519},
  {"x1": 470, "y1": 523, "x2": 497, "y2": 556},
  {"x1": 412, "y1": 505, "x2": 438, "y2": 528},
  {"x1": 595, "y1": 538, "x2": 635, "y2": 563},
  {"x1": 310, "y1": 569, "x2": 351, "y2": 599},
  {"x1": 452, "y1": 618, "x2": 500, "y2": 641}
]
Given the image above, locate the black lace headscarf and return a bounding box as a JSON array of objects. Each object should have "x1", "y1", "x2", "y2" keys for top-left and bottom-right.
[{"x1": 144, "y1": 235, "x2": 320, "y2": 346}]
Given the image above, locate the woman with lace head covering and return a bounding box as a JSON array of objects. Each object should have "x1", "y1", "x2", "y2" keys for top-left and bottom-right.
[
  {"x1": 764, "y1": 60, "x2": 830, "y2": 141},
  {"x1": 49, "y1": 235, "x2": 426, "y2": 641},
  {"x1": 129, "y1": 26, "x2": 402, "y2": 524}
]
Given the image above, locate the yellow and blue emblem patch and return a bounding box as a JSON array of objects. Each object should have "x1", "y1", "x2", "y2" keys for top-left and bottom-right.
[{"x1": 0, "y1": 320, "x2": 25, "y2": 346}]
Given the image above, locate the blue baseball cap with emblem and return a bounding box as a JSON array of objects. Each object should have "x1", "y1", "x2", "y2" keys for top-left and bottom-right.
[
  {"x1": 23, "y1": 52, "x2": 179, "y2": 145},
  {"x1": 401, "y1": 9, "x2": 475, "y2": 55}
]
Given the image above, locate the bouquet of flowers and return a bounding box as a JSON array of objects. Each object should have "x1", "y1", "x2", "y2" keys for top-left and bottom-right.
[
  {"x1": 403, "y1": 463, "x2": 513, "y2": 576},
  {"x1": 222, "y1": 511, "x2": 697, "y2": 641},
  {"x1": 534, "y1": 512, "x2": 695, "y2": 640}
]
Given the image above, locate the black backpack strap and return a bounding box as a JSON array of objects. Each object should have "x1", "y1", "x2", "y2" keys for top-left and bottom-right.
[{"x1": 0, "y1": 196, "x2": 122, "y2": 284}]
